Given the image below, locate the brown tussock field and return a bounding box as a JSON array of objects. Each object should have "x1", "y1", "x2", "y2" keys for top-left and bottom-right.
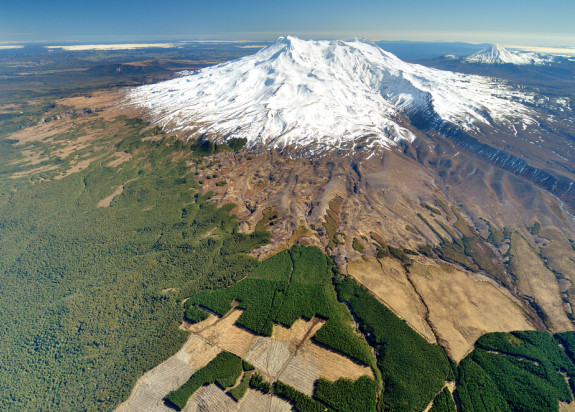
[
  {"x1": 348, "y1": 256, "x2": 535, "y2": 361},
  {"x1": 510, "y1": 232, "x2": 573, "y2": 332}
]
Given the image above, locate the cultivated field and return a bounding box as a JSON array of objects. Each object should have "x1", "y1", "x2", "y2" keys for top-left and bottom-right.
[{"x1": 118, "y1": 309, "x2": 372, "y2": 411}]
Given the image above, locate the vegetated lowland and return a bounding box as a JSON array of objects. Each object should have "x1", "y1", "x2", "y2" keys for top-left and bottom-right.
[
  {"x1": 0, "y1": 42, "x2": 260, "y2": 104},
  {"x1": 0, "y1": 45, "x2": 267, "y2": 411},
  {"x1": 0, "y1": 110, "x2": 268, "y2": 409}
]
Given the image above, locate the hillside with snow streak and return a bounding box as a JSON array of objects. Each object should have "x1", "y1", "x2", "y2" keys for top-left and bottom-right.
[{"x1": 127, "y1": 36, "x2": 537, "y2": 153}]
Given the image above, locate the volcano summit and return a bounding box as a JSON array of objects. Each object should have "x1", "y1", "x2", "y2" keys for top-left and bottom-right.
[{"x1": 127, "y1": 36, "x2": 539, "y2": 154}]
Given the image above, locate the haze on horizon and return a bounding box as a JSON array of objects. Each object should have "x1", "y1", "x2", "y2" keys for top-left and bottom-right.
[{"x1": 1, "y1": 0, "x2": 574, "y2": 47}]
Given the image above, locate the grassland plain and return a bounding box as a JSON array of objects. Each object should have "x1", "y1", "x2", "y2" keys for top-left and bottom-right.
[{"x1": 0, "y1": 111, "x2": 268, "y2": 411}]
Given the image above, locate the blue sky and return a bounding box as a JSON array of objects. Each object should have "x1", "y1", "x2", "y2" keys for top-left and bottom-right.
[{"x1": 1, "y1": 0, "x2": 574, "y2": 46}]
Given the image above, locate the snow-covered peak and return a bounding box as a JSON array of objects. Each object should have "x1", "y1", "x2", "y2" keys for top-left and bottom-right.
[
  {"x1": 126, "y1": 37, "x2": 537, "y2": 154},
  {"x1": 465, "y1": 44, "x2": 553, "y2": 65}
]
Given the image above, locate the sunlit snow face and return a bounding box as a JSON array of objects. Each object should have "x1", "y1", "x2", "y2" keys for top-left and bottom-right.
[
  {"x1": 126, "y1": 36, "x2": 539, "y2": 154},
  {"x1": 465, "y1": 44, "x2": 554, "y2": 65}
]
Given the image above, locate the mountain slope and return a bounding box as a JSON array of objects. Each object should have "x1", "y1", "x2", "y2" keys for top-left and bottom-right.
[
  {"x1": 127, "y1": 36, "x2": 538, "y2": 153},
  {"x1": 124, "y1": 36, "x2": 575, "y2": 347}
]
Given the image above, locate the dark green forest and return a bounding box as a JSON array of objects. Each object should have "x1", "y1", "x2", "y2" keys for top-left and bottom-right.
[
  {"x1": 0, "y1": 116, "x2": 267, "y2": 411},
  {"x1": 334, "y1": 274, "x2": 452, "y2": 411},
  {"x1": 164, "y1": 351, "x2": 245, "y2": 410},
  {"x1": 457, "y1": 331, "x2": 575, "y2": 412},
  {"x1": 429, "y1": 387, "x2": 456, "y2": 412},
  {"x1": 188, "y1": 246, "x2": 376, "y2": 366}
]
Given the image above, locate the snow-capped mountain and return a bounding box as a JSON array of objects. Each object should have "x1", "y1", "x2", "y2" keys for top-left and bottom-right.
[
  {"x1": 127, "y1": 36, "x2": 540, "y2": 153},
  {"x1": 464, "y1": 44, "x2": 553, "y2": 65}
]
